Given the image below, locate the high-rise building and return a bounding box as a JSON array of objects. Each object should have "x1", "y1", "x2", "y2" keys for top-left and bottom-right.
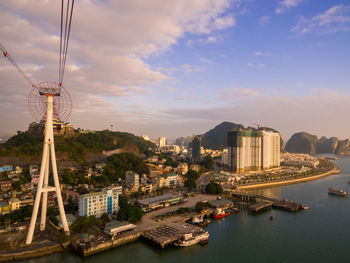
[
  {"x1": 158, "y1": 137, "x2": 166, "y2": 147},
  {"x1": 192, "y1": 136, "x2": 201, "y2": 161},
  {"x1": 227, "y1": 130, "x2": 280, "y2": 173},
  {"x1": 78, "y1": 186, "x2": 122, "y2": 218},
  {"x1": 125, "y1": 171, "x2": 139, "y2": 191},
  {"x1": 261, "y1": 131, "x2": 280, "y2": 169}
]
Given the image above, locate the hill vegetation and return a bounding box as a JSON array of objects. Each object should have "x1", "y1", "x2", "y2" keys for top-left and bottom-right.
[{"x1": 0, "y1": 130, "x2": 155, "y2": 164}]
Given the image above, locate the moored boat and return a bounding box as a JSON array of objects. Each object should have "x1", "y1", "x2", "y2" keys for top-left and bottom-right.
[
  {"x1": 328, "y1": 187, "x2": 347, "y2": 197},
  {"x1": 197, "y1": 219, "x2": 211, "y2": 227},
  {"x1": 174, "y1": 231, "x2": 209, "y2": 247},
  {"x1": 213, "y1": 208, "x2": 231, "y2": 218}
]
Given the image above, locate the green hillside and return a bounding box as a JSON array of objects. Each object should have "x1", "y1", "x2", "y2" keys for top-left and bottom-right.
[{"x1": 0, "y1": 130, "x2": 155, "y2": 164}]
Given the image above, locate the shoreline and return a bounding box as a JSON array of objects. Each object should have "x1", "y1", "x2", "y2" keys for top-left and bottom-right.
[{"x1": 235, "y1": 168, "x2": 341, "y2": 190}]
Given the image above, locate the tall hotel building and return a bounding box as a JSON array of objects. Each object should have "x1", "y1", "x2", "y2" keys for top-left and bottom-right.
[
  {"x1": 227, "y1": 130, "x2": 280, "y2": 173},
  {"x1": 78, "y1": 186, "x2": 122, "y2": 218}
]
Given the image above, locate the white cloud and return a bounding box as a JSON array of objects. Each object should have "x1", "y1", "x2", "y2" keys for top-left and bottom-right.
[
  {"x1": 0, "y1": 0, "x2": 238, "y2": 133},
  {"x1": 296, "y1": 82, "x2": 304, "y2": 87},
  {"x1": 276, "y1": 0, "x2": 303, "y2": 14},
  {"x1": 259, "y1": 16, "x2": 271, "y2": 26},
  {"x1": 291, "y1": 5, "x2": 350, "y2": 36},
  {"x1": 252, "y1": 51, "x2": 271, "y2": 56},
  {"x1": 213, "y1": 14, "x2": 236, "y2": 29},
  {"x1": 253, "y1": 51, "x2": 263, "y2": 56},
  {"x1": 199, "y1": 58, "x2": 212, "y2": 65},
  {"x1": 219, "y1": 87, "x2": 260, "y2": 99},
  {"x1": 206, "y1": 36, "x2": 218, "y2": 43},
  {"x1": 181, "y1": 64, "x2": 205, "y2": 73}
]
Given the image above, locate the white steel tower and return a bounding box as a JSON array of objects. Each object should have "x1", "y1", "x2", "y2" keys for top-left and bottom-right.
[{"x1": 26, "y1": 87, "x2": 70, "y2": 245}]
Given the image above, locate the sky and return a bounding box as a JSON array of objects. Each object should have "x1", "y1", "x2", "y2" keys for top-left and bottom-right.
[{"x1": 0, "y1": 0, "x2": 350, "y2": 142}]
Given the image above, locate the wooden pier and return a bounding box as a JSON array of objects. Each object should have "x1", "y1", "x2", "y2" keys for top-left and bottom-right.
[
  {"x1": 249, "y1": 201, "x2": 272, "y2": 213},
  {"x1": 142, "y1": 223, "x2": 202, "y2": 248},
  {"x1": 230, "y1": 191, "x2": 305, "y2": 212}
]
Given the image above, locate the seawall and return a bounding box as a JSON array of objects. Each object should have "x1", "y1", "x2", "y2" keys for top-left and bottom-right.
[
  {"x1": 0, "y1": 241, "x2": 70, "y2": 263},
  {"x1": 76, "y1": 232, "x2": 142, "y2": 257},
  {"x1": 236, "y1": 169, "x2": 341, "y2": 190}
]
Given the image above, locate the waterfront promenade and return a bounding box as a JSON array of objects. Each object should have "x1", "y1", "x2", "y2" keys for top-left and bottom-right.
[{"x1": 235, "y1": 168, "x2": 341, "y2": 190}]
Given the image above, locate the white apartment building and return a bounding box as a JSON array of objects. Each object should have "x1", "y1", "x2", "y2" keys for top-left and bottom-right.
[
  {"x1": 158, "y1": 137, "x2": 166, "y2": 147},
  {"x1": 221, "y1": 149, "x2": 229, "y2": 166},
  {"x1": 78, "y1": 186, "x2": 122, "y2": 217},
  {"x1": 261, "y1": 131, "x2": 281, "y2": 169},
  {"x1": 228, "y1": 130, "x2": 280, "y2": 173}
]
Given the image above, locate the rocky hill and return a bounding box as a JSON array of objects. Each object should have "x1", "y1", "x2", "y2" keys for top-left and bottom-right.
[
  {"x1": 175, "y1": 121, "x2": 282, "y2": 150},
  {"x1": 285, "y1": 132, "x2": 350, "y2": 155},
  {"x1": 0, "y1": 130, "x2": 155, "y2": 166}
]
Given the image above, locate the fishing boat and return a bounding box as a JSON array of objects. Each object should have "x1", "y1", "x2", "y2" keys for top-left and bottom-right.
[
  {"x1": 174, "y1": 230, "x2": 209, "y2": 247},
  {"x1": 213, "y1": 208, "x2": 231, "y2": 218},
  {"x1": 191, "y1": 216, "x2": 203, "y2": 224},
  {"x1": 197, "y1": 218, "x2": 211, "y2": 227},
  {"x1": 328, "y1": 187, "x2": 347, "y2": 197}
]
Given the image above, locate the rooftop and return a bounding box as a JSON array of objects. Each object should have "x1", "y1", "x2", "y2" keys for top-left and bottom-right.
[{"x1": 138, "y1": 193, "x2": 182, "y2": 206}]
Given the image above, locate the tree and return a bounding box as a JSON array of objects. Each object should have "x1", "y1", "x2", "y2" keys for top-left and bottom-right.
[
  {"x1": 205, "y1": 182, "x2": 223, "y2": 194},
  {"x1": 184, "y1": 170, "x2": 200, "y2": 190},
  {"x1": 117, "y1": 196, "x2": 143, "y2": 222},
  {"x1": 199, "y1": 155, "x2": 214, "y2": 172}
]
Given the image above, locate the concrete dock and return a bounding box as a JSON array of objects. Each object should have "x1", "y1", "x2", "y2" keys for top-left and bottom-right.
[
  {"x1": 249, "y1": 201, "x2": 272, "y2": 213},
  {"x1": 142, "y1": 222, "x2": 203, "y2": 248}
]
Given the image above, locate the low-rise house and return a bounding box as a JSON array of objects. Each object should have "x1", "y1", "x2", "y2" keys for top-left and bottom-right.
[
  {"x1": 0, "y1": 181, "x2": 12, "y2": 192},
  {"x1": 0, "y1": 165, "x2": 13, "y2": 173},
  {"x1": 104, "y1": 221, "x2": 137, "y2": 238},
  {"x1": 138, "y1": 193, "x2": 183, "y2": 212}
]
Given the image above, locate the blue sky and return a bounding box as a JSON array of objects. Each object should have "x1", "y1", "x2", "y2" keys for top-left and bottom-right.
[{"x1": 0, "y1": 0, "x2": 350, "y2": 141}]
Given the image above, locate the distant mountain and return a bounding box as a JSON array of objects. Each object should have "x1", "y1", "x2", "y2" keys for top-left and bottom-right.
[
  {"x1": 201, "y1": 122, "x2": 244, "y2": 150},
  {"x1": 175, "y1": 121, "x2": 282, "y2": 150},
  {"x1": 285, "y1": 132, "x2": 350, "y2": 155}
]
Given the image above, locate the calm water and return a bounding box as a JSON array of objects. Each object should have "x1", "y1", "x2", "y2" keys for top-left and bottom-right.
[{"x1": 22, "y1": 156, "x2": 350, "y2": 263}]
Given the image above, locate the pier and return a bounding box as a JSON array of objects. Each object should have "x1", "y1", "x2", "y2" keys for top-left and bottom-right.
[
  {"x1": 142, "y1": 223, "x2": 202, "y2": 248},
  {"x1": 249, "y1": 201, "x2": 272, "y2": 213},
  {"x1": 230, "y1": 191, "x2": 305, "y2": 212}
]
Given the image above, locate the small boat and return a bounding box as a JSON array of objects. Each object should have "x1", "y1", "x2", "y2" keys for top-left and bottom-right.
[
  {"x1": 213, "y1": 208, "x2": 231, "y2": 219},
  {"x1": 328, "y1": 187, "x2": 348, "y2": 197},
  {"x1": 191, "y1": 216, "x2": 203, "y2": 224},
  {"x1": 197, "y1": 219, "x2": 211, "y2": 227},
  {"x1": 174, "y1": 231, "x2": 209, "y2": 247}
]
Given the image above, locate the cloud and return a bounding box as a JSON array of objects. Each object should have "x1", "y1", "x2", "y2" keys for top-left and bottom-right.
[
  {"x1": 276, "y1": 0, "x2": 303, "y2": 14},
  {"x1": 219, "y1": 87, "x2": 260, "y2": 100},
  {"x1": 181, "y1": 64, "x2": 205, "y2": 73},
  {"x1": 205, "y1": 36, "x2": 218, "y2": 43},
  {"x1": 291, "y1": 5, "x2": 350, "y2": 36},
  {"x1": 296, "y1": 82, "x2": 304, "y2": 87},
  {"x1": 0, "y1": 0, "x2": 238, "y2": 133},
  {"x1": 259, "y1": 16, "x2": 271, "y2": 26},
  {"x1": 212, "y1": 14, "x2": 236, "y2": 29},
  {"x1": 199, "y1": 58, "x2": 212, "y2": 65},
  {"x1": 252, "y1": 51, "x2": 271, "y2": 56}
]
